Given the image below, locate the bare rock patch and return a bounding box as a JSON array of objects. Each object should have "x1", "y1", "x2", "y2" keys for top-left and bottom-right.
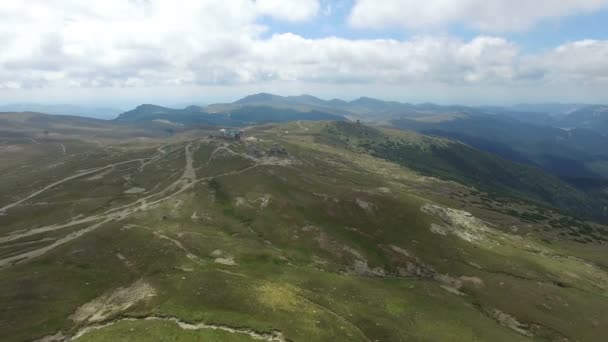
[
  {"x1": 124, "y1": 187, "x2": 146, "y2": 194},
  {"x1": 356, "y1": 198, "x2": 375, "y2": 213},
  {"x1": 421, "y1": 204, "x2": 492, "y2": 243},
  {"x1": 71, "y1": 280, "x2": 156, "y2": 324},
  {"x1": 487, "y1": 308, "x2": 532, "y2": 336}
]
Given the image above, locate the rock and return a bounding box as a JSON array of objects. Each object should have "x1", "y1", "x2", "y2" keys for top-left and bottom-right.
[{"x1": 210, "y1": 249, "x2": 223, "y2": 257}]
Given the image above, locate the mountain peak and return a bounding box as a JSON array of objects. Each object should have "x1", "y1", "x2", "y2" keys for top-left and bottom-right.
[
  {"x1": 351, "y1": 96, "x2": 383, "y2": 104},
  {"x1": 183, "y1": 105, "x2": 205, "y2": 112},
  {"x1": 135, "y1": 104, "x2": 169, "y2": 110},
  {"x1": 235, "y1": 93, "x2": 284, "y2": 104},
  {"x1": 289, "y1": 94, "x2": 321, "y2": 100}
]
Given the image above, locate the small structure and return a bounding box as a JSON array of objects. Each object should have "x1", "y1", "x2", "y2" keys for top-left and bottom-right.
[{"x1": 219, "y1": 128, "x2": 243, "y2": 140}]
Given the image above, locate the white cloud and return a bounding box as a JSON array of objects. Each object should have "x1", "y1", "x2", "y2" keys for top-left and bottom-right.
[
  {"x1": 348, "y1": 0, "x2": 608, "y2": 32},
  {"x1": 0, "y1": 0, "x2": 607, "y2": 104},
  {"x1": 235, "y1": 34, "x2": 520, "y2": 85},
  {"x1": 535, "y1": 40, "x2": 608, "y2": 84}
]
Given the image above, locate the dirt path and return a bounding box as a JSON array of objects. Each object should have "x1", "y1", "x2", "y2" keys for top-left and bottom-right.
[
  {"x1": 205, "y1": 144, "x2": 229, "y2": 166},
  {"x1": 183, "y1": 142, "x2": 196, "y2": 182},
  {"x1": 0, "y1": 142, "x2": 264, "y2": 269},
  {"x1": 0, "y1": 237, "x2": 55, "y2": 249},
  {"x1": 148, "y1": 229, "x2": 204, "y2": 265},
  {"x1": 206, "y1": 145, "x2": 261, "y2": 165},
  {"x1": 297, "y1": 120, "x2": 309, "y2": 131},
  {"x1": 0, "y1": 158, "x2": 145, "y2": 214},
  {"x1": 0, "y1": 144, "x2": 176, "y2": 216},
  {"x1": 0, "y1": 218, "x2": 114, "y2": 268},
  {"x1": 0, "y1": 215, "x2": 101, "y2": 244},
  {"x1": 138, "y1": 145, "x2": 181, "y2": 172},
  {"x1": 37, "y1": 315, "x2": 287, "y2": 342}
]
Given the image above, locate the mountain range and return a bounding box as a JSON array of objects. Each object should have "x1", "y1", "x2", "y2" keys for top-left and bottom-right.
[{"x1": 115, "y1": 93, "x2": 607, "y2": 131}]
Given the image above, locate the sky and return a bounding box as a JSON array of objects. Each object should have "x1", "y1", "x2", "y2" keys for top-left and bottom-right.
[{"x1": 0, "y1": 0, "x2": 608, "y2": 108}]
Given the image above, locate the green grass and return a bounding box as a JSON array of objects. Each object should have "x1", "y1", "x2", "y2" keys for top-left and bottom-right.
[
  {"x1": 1, "y1": 124, "x2": 608, "y2": 341},
  {"x1": 78, "y1": 319, "x2": 257, "y2": 342}
]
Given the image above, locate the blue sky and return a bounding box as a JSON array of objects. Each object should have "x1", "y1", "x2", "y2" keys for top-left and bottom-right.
[
  {"x1": 456, "y1": 9, "x2": 608, "y2": 53},
  {"x1": 262, "y1": 1, "x2": 608, "y2": 53},
  {"x1": 0, "y1": 0, "x2": 607, "y2": 107}
]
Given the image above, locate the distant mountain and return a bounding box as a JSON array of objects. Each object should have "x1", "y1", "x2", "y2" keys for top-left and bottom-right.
[
  {"x1": 228, "y1": 106, "x2": 344, "y2": 124},
  {"x1": 230, "y1": 93, "x2": 352, "y2": 116},
  {"x1": 234, "y1": 93, "x2": 335, "y2": 109},
  {"x1": 475, "y1": 103, "x2": 604, "y2": 128},
  {"x1": 0, "y1": 104, "x2": 123, "y2": 120},
  {"x1": 232, "y1": 94, "x2": 599, "y2": 123},
  {"x1": 480, "y1": 106, "x2": 558, "y2": 126},
  {"x1": 509, "y1": 103, "x2": 586, "y2": 116},
  {"x1": 235, "y1": 93, "x2": 286, "y2": 105},
  {"x1": 479, "y1": 103, "x2": 608, "y2": 128},
  {"x1": 230, "y1": 93, "x2": 426, "y2": 120},
  {"x1": 115, "y1": 104, "x2": 175, "y2": 121},
  {"x1": 345, "y1": 97, "x2": 418, "y2": 118},
  {"x1": 0, "y1": 111, "x2": 182, "y2": 140},
  {"x1": 115, "y1": 104, "x2": 238, "y2": 126},
  {"x1": 558, "y1": 105, "x2": 608, "y2": 133},
  {"x1": 233, "y1": 95, "x2": 608, "y2": 126},
  {"x1": 116, "y1": 103, "x2": 345, "y2": 127}
]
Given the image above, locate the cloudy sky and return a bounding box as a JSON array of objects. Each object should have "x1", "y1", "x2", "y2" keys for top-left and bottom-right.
[{"x1": 1, "y1": 0, "x2": 608, "y2": 107}]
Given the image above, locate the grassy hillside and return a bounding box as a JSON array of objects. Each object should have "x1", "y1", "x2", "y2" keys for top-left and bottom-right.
[
  {"x1": 320, "y1": 121, "x2": 605, "y2": 222},
  {"x1": 1, "y1": 120, "x2": 608, "y2": 341}
]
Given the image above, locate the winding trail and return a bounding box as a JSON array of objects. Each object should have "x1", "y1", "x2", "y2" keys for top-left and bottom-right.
[
  {"x1": 0, "y1": 158, "x2": 146, "y2": 214},
  {"x1": 0, "y1": 141, "x2": 264, "y2": 269},
  {"x1": 183, "y1": 142, "x2": 196, "y2": 182},
  {"x1": 137, "y1": 145, "x2": 181, "y2": 172},
  {"x1": 205, "y1": 144, "x2": 230, "y2": 166},
  {"x1": 0, "y1": 219, "x2": 114, "y2": 268},
  {"x1": 36, "y1": 315, "x2": 287, "y2": 342},
  {"x1": 0, "y1": 215, "x2": 101, "y2": 244},
  {"x1": 141, "y1": 225, "x2": 204, "y2": 265},
  {"x1": 296, "y1": 120, "x2": 309, "y2": 131}
]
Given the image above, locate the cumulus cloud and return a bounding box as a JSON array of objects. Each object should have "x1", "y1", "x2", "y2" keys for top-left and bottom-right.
[
  {"x1": 224, "y1": 34, "x2": 521, "y2": 85},
  {"x1": 348, "y1": 0, "x2": 608, "y2": 32},
  {"x1": 0, "y1": 0, "x2": 606, "y2": 102},
  {"x1": 535, "y1": 40, "x2": 608, "y2": 84}
]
